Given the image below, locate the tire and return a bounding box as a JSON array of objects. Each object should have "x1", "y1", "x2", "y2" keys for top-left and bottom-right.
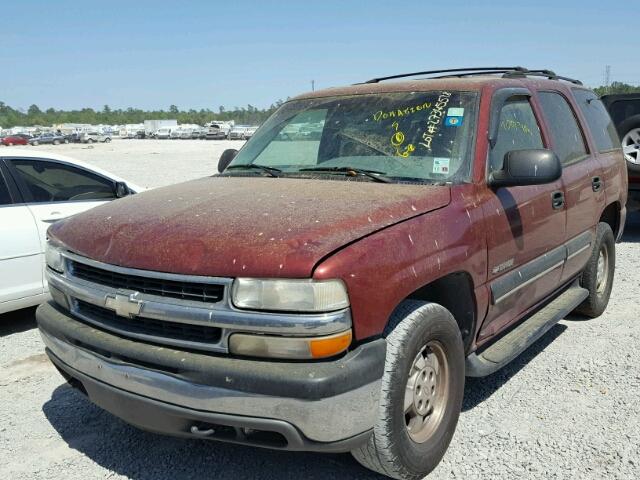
[
  {"x1": 105, "y1": 137, "x2": 111, "y2": 143},
  {"x1": 64, "y1": 139, "x2": 69, "y2": 144},
  {"x1": 7, "y1": 142, "x2": 13, "y2": 146},
  {"x1": 88, "y1": 138, "x2": 94, "y2": 144},
  {"x1": 575, "y1": 222, "x2": 615, "y2": 318},
  {"x1": 620, "y1": 121, "x2": 640, "y2": 174},
  {"x1": 53, "y1": 140, "x2": 60, "y2": 145},
  {"x1": 351, "y1": 301, "x2": 465, "y2": 480},
  {"x1": 32, "y1": 141, "x2": 39, "y2": 146}
]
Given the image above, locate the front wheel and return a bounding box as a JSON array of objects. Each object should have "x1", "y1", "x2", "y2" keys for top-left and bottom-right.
[
  {"x1": 351, "y1": 301, "x2": 465, "y2": 480},
  {"x1": 105, "y1": 137, "x2": 111, "y2": 143},
  {"x1": 575, "y1": 222, "x2": 615, "y2": 318}
]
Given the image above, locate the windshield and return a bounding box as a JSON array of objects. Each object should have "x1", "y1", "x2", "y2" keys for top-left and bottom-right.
[{"x1": 228, "y1": 91, "x2": 478, "y2": 183}]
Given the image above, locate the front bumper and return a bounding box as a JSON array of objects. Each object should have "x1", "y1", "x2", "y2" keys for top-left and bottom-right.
[{"x1": 37, "y1": 301, "x2": 384, "y2": 451}]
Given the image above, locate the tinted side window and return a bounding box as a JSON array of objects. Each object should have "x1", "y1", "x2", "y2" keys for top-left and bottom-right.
[
  {"x1": 489, "y1": 99, "x2": 544, "y2": 173},
  {"x1": 0, "y1": 172, "x2": 12, "y2": 205},
  {"x1": 9, "y1": 160, "x2": 117, "y2": 203},
  {"x1": 538, "y1": 92, "x2": 587, "y2": 165},
  {"x1": 573, "y1": 90, "x2": 620, "y2": 152}
]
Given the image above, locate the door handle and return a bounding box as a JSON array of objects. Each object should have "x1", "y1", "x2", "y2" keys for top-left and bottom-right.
[
  {"x1": 551, "y1": 191, "x2": 565, "y2": 210},
  {"x1": 592, "y1": 176, "x2": 603, "y2": 192},
  {"x1": 42, "y1": 212, "x2": 67, "y2": 223}
]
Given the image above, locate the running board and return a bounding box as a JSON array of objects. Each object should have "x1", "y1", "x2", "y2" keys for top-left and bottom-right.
[{"x1": 465, "y1": 285, "x2": 589, "y2": 377}]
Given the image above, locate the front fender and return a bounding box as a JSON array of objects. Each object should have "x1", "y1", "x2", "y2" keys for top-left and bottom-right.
[{"x1": 313, "y1": 187, "x2": 487, "y2": 340}]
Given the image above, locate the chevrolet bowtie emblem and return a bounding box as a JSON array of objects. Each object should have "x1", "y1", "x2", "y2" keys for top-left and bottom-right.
[{"x1": 104, "y1": 291, "x2": 143, "y2": 318}]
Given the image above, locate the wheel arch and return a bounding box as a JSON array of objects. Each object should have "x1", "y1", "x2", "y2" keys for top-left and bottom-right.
[
  {"x1": 396, "y1": 271, "x2": 477, "y2": 353},
  {"x1": 599, "y1": 201, "x2": 621, "y2": 239}
]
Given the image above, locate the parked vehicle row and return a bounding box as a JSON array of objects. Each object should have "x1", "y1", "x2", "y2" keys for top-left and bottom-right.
[{"x1": 1, "y1": 131, "x2": 112, "y2": 146}]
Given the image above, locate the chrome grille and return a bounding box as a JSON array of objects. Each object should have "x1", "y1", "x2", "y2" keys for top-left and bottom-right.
[
  {"x1": 70, "y1": 260, "x2": 224, "y2": 303},
  {"x1": 76, "y1": 300, "x2": 222, "y2": 345}
]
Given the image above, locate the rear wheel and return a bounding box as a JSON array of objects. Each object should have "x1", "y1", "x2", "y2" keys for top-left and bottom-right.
[
  {"x1": 351, "y1": 301, "x2": 465, "y2": 480},
  {"x1": 105, "y1": 137, "x2": 111, "y2": 143},
  {"x1": 53, "y1": 139, "x2": 60, "y2": 145},
  {"x1": 32, "y1": 141, "x2": 39, "y2": 146},
  {"x1": 7, "y1": 142, "x2": 13, "y2": 146},
  {"x1": 575, "y1": 222, "x2": 615, "y2": 318}
]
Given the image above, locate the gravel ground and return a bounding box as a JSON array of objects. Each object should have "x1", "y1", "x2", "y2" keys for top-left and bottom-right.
[{"x1": 0, "y1": 141, "x2": 638, "y2": 479}]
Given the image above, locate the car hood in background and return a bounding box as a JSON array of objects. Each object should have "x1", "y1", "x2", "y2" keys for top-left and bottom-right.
[{"x1": 49, "y1": 176, "x2": 450, "y2": 278}]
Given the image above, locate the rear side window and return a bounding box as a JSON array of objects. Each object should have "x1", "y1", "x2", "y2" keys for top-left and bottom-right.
[
  {"x1": 489, "y1": 98, "x2": 544, "y2": 173},
  {"x1": 0, "y1": 172, "x2": 12, "y2": 205},
  {"x1": 9, "y1": 159, "x2": 117, "y2": 203},
  {"x1": 573, "y1": 90, "x2": 620, "y2": 152},
  {"x1": 537, "y1": 92, "x2": 587, "y2": 165}
]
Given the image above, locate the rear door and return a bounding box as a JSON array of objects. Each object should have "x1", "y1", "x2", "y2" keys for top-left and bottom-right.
[
  {"x1": 535, "y1": 90, "x2": 602, "y2": 281},
  {"x1": 5, "y1": 158, "x2": 119, "y2": 291},
  {"x1": 572, "y1": 89, "x2": 627, "y2": 223},
  {"x1": 0, "y1": 162, "x2": 43, "y2": 309},
  {"x1": 480, "y1": 92, "x2": 566, "y2": 339}
]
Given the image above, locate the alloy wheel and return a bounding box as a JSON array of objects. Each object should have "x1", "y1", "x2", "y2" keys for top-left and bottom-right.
[{"x1": 622, "y1": 128, "x2": 640, "y2": 164}]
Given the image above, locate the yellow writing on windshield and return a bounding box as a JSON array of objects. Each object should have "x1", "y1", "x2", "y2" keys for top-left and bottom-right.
[{"x1": 373, "y1": 102, "x2": 432, "y2": 122}]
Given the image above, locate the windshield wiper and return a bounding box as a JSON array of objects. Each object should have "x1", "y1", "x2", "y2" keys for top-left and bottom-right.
[
  {"x1": 298, "y1": 166, "x2": 393, "y2": 183},
  {"x1": 226, "y1": 164, "x2": 282, "y2": 177}
]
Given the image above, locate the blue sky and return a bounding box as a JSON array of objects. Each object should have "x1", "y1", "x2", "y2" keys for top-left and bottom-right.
[{"x1": 0, "y1": 0, "x2": 634, "y2": 111}]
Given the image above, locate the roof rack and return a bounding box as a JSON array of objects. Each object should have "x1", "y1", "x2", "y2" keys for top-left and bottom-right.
[{"x1": 363, "y1": 67, "x2": 583, "y2": 85}]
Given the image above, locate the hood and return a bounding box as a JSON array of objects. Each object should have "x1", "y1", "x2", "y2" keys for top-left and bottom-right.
[{"x1": 50, "y1": 177, "x2": 450, "y2": 277}]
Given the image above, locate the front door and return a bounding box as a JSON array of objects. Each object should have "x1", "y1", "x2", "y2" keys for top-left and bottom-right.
[
  {"x1": 0, "y1": 167, "x2": 42, "y2": 310},
  {"x1": 479, "y1": 94, "x2": 566, "y2": 340},
  {"x1": 5, "y1": 158, "x2": 119, "y2": 292}
]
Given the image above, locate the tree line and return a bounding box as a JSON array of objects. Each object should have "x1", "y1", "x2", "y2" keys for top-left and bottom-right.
[
  {"x1": 0, "y1": 100, "x2": 287, "y2": 129},
  {"x1": 2, "y1": 81, "x2": 640, "y2": 129}
]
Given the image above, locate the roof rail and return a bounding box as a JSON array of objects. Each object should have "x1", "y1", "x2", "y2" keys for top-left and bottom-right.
[{"x1": 363, "y1": 67, "x2": 583, "y2": 86}]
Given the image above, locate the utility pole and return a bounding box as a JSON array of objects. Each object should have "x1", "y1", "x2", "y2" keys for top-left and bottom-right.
[
  {"x1": 311, "y1": 80, "x2": 315, "y2": 92},
  {"x1": 604, "y1": 65, "x2": 611, "y2": 93}
]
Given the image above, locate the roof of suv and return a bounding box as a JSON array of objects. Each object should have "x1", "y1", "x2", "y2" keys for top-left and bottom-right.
[{"x1": 293, "y1": 67, "x2": 587, "y2": 101}]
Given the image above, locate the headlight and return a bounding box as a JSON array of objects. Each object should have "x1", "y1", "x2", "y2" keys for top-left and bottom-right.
[
  {"x1": 231, "y1": 278, "x2": 349, "y2": 312},
  {"x1": 45, "y1": 239, "x2": 65, "y2": 273},
  {"x1": 229, "y1": 329, "x2": 352, "y2": 359}
]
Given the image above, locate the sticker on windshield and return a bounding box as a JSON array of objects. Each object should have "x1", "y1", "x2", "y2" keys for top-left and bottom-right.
[
  {"x1": 447, "y1": 107, "x2": 464, "y2": 117},
  {"x1": 444, "y1": 116, "x2": 463, "y2": 127},
  {"x1": 433, "y1": 158, "x2": 450, "y2": 174}
]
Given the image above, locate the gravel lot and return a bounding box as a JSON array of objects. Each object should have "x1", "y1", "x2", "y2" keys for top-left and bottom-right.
[{"x1": 1, "y1": 140, "x2": 638, "y2": 479}]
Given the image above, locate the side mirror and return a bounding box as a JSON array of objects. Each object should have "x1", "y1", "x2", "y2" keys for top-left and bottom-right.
[
  {"x1": 490, "y1": 149, "x2": 561, "y2": 188},
  {"x1": 115, "y1": 181, "x2": 129, "y2": 198},
  {"x1": 218, "y1": 149, "x2": 238, "y2": 173}
]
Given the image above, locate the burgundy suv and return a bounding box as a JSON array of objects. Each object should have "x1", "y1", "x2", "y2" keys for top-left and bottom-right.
[{"x1": 37, "y1": 67, "x2": 626, "y2": 479}]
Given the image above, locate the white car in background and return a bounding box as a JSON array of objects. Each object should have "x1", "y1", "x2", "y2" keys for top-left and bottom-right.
[
  {"x1": 0, "y1": 150, "x2": 141, "y2": 315},
  {"x1": 155, "y1": 127, "x2": 172, "y2": 139}
]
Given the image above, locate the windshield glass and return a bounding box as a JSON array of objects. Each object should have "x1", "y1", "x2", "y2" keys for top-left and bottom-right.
[{"x1": 228, "y1": 91, "x2": 478, "y2": 182}]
